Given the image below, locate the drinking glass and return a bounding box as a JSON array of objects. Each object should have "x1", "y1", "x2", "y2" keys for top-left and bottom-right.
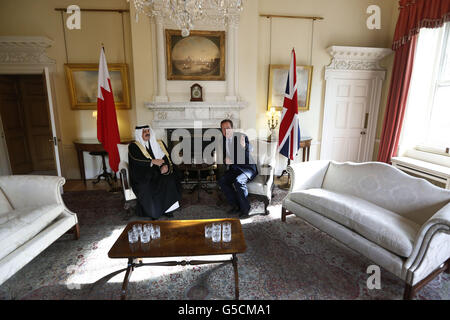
[
  {"x1": 144, "y1": 223, "x2": 153, "y2": 234},
  {"x1": 212, "y1": 223, "x2": 221, "y2": 242},
  {"x1": 151, "y1": 225, "x2": 160, "y2": 239},
  {"x1": 133, "y1": 224, "x2": 143, "y2": 235},
  {"x1": 204, "y1": 224, "x2": 213, "y2": 238},
  {"x1": 128, "y1": 229, "x2": 139, "y2": 244},
  {"x1": 222, "y1": 222, "x2": 232, "y2": 242},
  {"x1": 140, "y1": 229, "x2": 151, "y2": 244}
]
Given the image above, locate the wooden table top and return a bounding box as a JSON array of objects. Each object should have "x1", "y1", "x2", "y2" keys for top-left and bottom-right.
[{"x1": 108, "y1": 218, "x2": 247, "y2": 259}]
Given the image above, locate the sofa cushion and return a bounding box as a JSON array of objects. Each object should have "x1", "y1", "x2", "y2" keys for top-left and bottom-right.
[
  {"x1": 0, "y1": 189, "x2": 13, "y2": 219},
  {"x1": 290, "y1": 189, "x2": 421, "y2": 257},
  {"x1": 0, "y1": 204, "x2": 64, "y2": 261}
]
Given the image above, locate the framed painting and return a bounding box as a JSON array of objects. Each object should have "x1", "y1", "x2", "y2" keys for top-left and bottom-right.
[
  {"x1": 165, "y1": 29, "x2": 225, "y2": 81},
  {"x1": 268, "y1": 64, "x2": 313, "y2": 112},
  {"x1": 64, "y1": 63, "x2": 131, "y2": 110}
]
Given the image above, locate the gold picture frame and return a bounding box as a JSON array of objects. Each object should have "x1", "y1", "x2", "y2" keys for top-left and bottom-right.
[
  {"x1": 165, "y1": 29, "x2": 226, "y2": 81},
  {"x1": 268, "y1": 64, "x2": 313, "y2": 112},
  {"x1": 64, "y1": 63, "x2": 131, "y2": 110}
]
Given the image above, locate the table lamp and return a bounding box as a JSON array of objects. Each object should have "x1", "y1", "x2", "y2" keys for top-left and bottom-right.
[{"x1": 266, "y1": 107, "x2": 280, "y2": 142}]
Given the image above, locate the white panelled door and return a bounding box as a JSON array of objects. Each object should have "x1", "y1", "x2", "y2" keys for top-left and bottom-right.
[
  {"x1": 322, "y1": 79, "x2": 372, "y2": 162},
  {"x1": 320, "y1": 46, "x2": 392, "y2": 163}
]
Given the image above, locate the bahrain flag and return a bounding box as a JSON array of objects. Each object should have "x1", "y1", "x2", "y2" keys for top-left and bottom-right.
[{"x1": 97, "y1": 47, "x2": 120, "y2": 172}]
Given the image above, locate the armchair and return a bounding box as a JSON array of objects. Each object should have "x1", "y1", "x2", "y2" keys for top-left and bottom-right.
[
  {"x1": 247, "y1": 140, "x2": 277, "y2": 215},
  {"x1": 117, "y1": 143, "x2": 137, "y2": 214}
]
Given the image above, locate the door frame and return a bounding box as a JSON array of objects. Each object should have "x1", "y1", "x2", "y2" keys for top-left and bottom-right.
[
  {"x1": 0, "y1": 113, "x2": 12, "y2": 175},
  {"x1": 0, "y1": 36, "x2": 62, "y2": 176},
  {"x1": 320, "y1": 69, "x2": 386, "y2": 162}
]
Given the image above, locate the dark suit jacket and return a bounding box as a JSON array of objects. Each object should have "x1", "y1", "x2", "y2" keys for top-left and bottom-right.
[{"x1": 222, "y1": 132, "x2": 258, "y2": 180}]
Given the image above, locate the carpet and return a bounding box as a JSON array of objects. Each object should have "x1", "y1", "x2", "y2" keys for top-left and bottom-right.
[{"x1": 0, "y1": 186, "x2": 448, "y2": 300}]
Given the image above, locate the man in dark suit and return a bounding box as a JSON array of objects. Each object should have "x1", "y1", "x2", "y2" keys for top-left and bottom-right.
[{"x1": 218, "y1": 119, "x2": 258, "y2": 217}]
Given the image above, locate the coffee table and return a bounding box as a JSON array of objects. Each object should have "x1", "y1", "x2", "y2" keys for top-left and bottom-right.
[{"x1": 108, "y1": 218, "x2": 247, "y2": 300}]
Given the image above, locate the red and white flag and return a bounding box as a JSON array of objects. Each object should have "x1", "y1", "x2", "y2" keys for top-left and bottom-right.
[
  {"x1": 278, "y1": 49, "x2": 301, "y2": 160},
  {"x1": 97, "y1": 47, "x2": 120, "y2": 172}
]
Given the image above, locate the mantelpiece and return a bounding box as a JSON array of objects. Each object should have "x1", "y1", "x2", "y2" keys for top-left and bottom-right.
[{"x1": 145, "y1": 101, "x2": 247, "y2": 133}]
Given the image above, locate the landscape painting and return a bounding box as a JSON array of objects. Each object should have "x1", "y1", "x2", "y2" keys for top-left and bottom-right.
[
  {"x1": 64, "y1": 63, "x2": 130, "y2": 110},
  {"x1": 166, "y1": 29, "x2": 225, "y2": 81},
  {"x1": 268, "y1": 64, "x2": 313, "y2": 112}
]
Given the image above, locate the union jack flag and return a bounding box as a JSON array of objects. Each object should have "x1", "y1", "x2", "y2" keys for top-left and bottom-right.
[{"x1": 278, "y1": 49, "x2": 301, "y2": 160}]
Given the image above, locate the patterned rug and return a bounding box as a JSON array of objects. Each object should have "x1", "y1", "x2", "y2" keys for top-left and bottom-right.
[{"x1": 0, "y1": 186, "x2": 448, "y2": 300}]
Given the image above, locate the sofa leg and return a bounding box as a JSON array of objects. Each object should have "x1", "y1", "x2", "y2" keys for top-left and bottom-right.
[
  {"x1": 403, "y1": 284, "x2": 415, "y2": 300},
  {"x1": 73, "y1": 223, "x2": 80, "y2": 240},
  {"x1": 282, "y1": 207, "x2": 290, "y2": 222},
  {"x1": 263, "y1": 198, "x2": 270, "y2": 216}
]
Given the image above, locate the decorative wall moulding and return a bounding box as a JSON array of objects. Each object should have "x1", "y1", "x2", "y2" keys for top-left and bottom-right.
[
  {"x1": 0, "y1": 36, "x2": 55, "y2": 65},
  {"x1": 326, "y1": 46, "x2": 393, "y2": 71}
]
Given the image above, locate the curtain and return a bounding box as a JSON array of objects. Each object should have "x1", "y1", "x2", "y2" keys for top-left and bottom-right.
[{"x1": 377, "y1": 0, "x2": 450, "y2": 163}]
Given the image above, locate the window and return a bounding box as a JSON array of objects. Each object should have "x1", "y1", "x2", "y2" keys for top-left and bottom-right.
[{"x1": 400, "y1": 22, "x2": 450, "y2": 156}]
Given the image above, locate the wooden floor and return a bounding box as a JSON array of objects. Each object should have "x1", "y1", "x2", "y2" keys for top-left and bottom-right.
[{"x1": 64, "y1": 179, "x2": 119, "y2": 192}]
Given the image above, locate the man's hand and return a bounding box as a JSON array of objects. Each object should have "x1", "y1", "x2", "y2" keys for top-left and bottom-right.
[
  {"x1": 225, "y1": 157, "x2": 233, "y2": 165},
  {"x1": 152, "y1": 159, "x2": 165, "y2": 167},
  {"x1": 160, "y1": 164, "x2": 169, "y2": 174},
  {"x1": 240, "y1": 135, "x2": 246, "y2": 148}
]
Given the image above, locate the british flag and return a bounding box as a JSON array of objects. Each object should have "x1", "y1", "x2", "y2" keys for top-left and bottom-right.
[{"x1": 278, "y1": 49, "x2": 301, "y2": 160}]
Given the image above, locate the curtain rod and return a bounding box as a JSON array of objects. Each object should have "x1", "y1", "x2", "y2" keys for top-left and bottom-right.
[
  {"x1": 260, "y1": 14, "x2": 324, "y2": 21},
  {"x1": 54, "y1": 8, "x2": 129, "y2": 13}
]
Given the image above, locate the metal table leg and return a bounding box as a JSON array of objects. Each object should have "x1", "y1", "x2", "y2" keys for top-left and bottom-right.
[
  {"x1": 232, "y1": 253, "x2": 239, "y2": 300},
  {"x1": 121, "y1": 258, "x2": 134, "y2": 300}
]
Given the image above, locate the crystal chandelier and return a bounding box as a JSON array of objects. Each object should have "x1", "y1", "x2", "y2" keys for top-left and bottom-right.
[{"x1": 128, "y1": 0, "x2": 243, "y2": 37}]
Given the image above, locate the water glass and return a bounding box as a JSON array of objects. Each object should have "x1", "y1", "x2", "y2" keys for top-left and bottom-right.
[
  {"x1": 151, "y1": 225, "x2": 160, "y2": 239},
  {"x1": 128, "y1": 229, "x2": 139, "y2": 244},
  {"x1": 204, "y1": 224, "x2": 212, "y2": 238},
  {"x1": 222, "y1": 222, "x2": 232, "y2": 242},
  {"x1": 144, "y1": 223, "x2": 153, "y2": 234},
  {"x1": 140, "y1": 229, "x2": 151, "y2": 244},
  {"x1": 212, "y1": 223, "x2": 221, "y2": 242},
  {"x1": 133, "y1": 224, "x2": 143, "y2": 235}
]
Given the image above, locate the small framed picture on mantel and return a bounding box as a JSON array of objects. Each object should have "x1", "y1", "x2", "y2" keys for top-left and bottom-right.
[{"x1": 190, "y1": 83, "x2": 203, "y2": 102}]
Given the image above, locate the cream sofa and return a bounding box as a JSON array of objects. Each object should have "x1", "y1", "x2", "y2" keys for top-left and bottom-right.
[
  {"x1": 0, "y1": 175, "x2": 79, "y2": 286},
  {"x1": 281, "y1": 160, "x2": 450, "y2": 299}
]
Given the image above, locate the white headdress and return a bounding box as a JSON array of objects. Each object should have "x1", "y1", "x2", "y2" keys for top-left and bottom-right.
[{"x1": 134, "y1": 125, "x2": 165, "y2": 159}]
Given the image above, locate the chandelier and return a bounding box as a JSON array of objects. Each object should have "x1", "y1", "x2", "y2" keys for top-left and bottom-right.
[{"x1": 128, "y1": 0, "x2": 243, "y2": 37}]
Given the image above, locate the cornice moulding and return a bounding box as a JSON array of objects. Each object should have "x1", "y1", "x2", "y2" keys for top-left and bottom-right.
[
  {"x1": 0, "y1": 36, "x2": 55, "y2": 66},
  {"x1": 326, "y1": 46, "x2": 393, "y2": 71}
]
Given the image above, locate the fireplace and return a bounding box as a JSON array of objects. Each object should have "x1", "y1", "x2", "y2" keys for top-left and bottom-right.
[{"x1": 166, "y1": 128, "x2": 223, "y2": 164}]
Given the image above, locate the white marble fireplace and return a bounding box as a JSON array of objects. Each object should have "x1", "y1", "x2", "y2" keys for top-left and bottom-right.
[{"x1": 145, "y1": 101, "x2": 247, "y2": 143}]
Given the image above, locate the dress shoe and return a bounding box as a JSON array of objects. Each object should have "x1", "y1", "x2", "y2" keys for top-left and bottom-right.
[
  {"x1": 164, "y1": 211, "x2": 174, "y2": 218},
  {"x1": 239, "y1": 208, "x2": 250, "y2": 218},
  {"x1": 227, "y1": 206, "x2": 240, "y2": 214}
]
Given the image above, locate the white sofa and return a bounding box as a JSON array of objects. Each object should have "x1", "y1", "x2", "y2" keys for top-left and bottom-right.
[
  {"x1": 281, "y1": 160, "x2": 450, "y2": 299},
  {"x1": 0, "y1": 175, "x2": 79, "y2": 286}
]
